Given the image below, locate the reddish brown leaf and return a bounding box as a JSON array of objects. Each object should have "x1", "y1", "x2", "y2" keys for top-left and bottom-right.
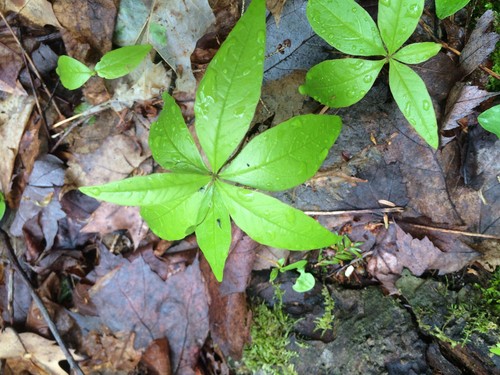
[{"x1": 140, "y1": 338, "x2": 172, "y2": 375}]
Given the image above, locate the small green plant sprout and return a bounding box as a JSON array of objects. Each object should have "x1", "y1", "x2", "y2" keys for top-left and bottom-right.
[
  {"x1": 56, "y1": 44, "x2": 152, "y2": 90},
  {"x1": 435, "y1": 0, "x2": 471, "y2": 19},
  {"x1": 316, "y1": 234, "x2": 362, "y2": 268},
  {"x1": 79, "y1": 0, "x2": 342, "y2": 282},
  {"x1": 490, "y1": 343, "x2": 500, "y2": 357},
  {"x1": 270, "y1": 258, "x2": 316, "y2": 293},
  {"x1": 300, "y1": 0, "x2": 442, "y2": 148},
  {"x1": 478, "y1": 104, "x2": 500, "y2": 138},
  {"x1": 314, "y1": 285, "x2": 335, "y2": 336},
  {"x1": 0, "y1": 191, "x2": 5, "y2": 220}
]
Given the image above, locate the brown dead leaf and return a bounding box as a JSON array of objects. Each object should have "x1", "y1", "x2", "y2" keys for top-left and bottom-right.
[
  {"x1": 367, "y1": 224, "x2": 478, "y2": 293},
  {"x1": 0, "y1": 42, "x2": 25, "y2": 95},
  {"x1": 0, "y1": 264, "x2": 32, "y2": 324},
  {"x1": 0, "y1": 93, "x2": 35, "y2": 194},
  {"x1": 442, "y1": 82, "x2": 499, "y2": 132},
  {"x1": 0, "y1": 327, "x2": 83, "y2": 375},
  {"x1": 52, "y1": 0, "x2": 116, "y2": 59},
  {"x1": 267, "y1": 0, "x2": 287, "y2": 25},
  {"x1": 140, "y1": 338, "x2": 172, "y2": 375},
  {"x1": 89, "y1": 255, "x2": 209, "y2": 372},
  {"x1": 81, "y1": 203, "x2": 149, "y2": 249},
  {"x1": 460, "y1": 10, "x2": 500, "y2": 76},
  {"x1": 2, "y1": 0, "x2": 61, "y2": 27}
]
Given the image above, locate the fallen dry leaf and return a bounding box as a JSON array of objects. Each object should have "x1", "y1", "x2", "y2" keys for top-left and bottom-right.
[
  {"x1": 89, "y1": 255, "x2": 209, "y2": 373},
  {"x1": 441, "y1": 83, "x2": 499, "y2": 132},
  {"x1": 2, "y1": 0, "x2": 61, "y2": 27},
  {"x1": 140, "y1": 338, "x2": 172, "y2": 375},
  {"x1": 0, "y1": 41, "x2": 25, "y2": 95},
  {"x1": 81, "y1": 203, "x2": 149, "y2": 249},
  {"x1": 148, "y1": 0, "x2": 215, "y2": 95},
  {"x1": 0, "y1": 93, "x2": 35, "y2": 194},
  {"x1": 460, "y1": 10, "x2": 500, "y2": 76},
  {"x1": 0, "y1": 264, "x2": 32, "y2": 324},
  {"x1": 267, "y1": 0, "x2": 288, "y2": 25},
  {"x1": 0, "y1": 327, "x2": 83, "y2": 375}
]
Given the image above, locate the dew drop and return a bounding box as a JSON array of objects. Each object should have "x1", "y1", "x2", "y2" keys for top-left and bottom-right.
[
  {"x1": 422, "y1": 100, "x2": 431, "y2": 111},
  {"x1": 237, "y1": 189, "x2": 253, "y2": 202},
  {"x1": 351, "y1": 7, "x2": 357, "y2": 12},
  {"x1": 380, "y1": 0, "x2": 390, "y2": 6},
  {"x1": 359, "y1": 49, "x2": 365, "y2": 54},
  {"x1": 347, "y1": 89, "x2": 357, "y2": 98},
  {"x1": 408, "y1": 4, "x2": 420, "y2": 16},
  {"x1": 363, "y1": 74, "x2": 373, "y2": 83},
  {"x1": 87, "y1": 187, "x2": 101, "y2": 196},
  {"x1": 257, "y1": 30, "x2": 266, "y2": 44},
  {"x1": 404, "y1": 102, "x2": 412, "y2": 116},
  {"x1": 233, "y1": 106, "x2": 245, "y2": 118}
]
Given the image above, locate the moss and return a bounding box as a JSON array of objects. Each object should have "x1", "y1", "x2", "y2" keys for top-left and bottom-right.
[{"x1": 314, "y1": 285, "x2": 336, "y2": 336}]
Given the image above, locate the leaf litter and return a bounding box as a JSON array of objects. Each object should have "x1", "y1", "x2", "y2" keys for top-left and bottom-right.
[{"x1": 1, "y1": 0, "x2": 500, "y2": 373}]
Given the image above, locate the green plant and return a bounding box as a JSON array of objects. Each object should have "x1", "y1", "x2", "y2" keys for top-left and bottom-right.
[
  {"x1": 79, "y1": 0, "x2": 342, "y2": 281},
  {"x1": 478, "y1": 104, "x2": 500, "y2": 138},
  {"x1": 270, "y1": 259, "x2": 316, "y2": 293},
  {"x1": 56, "y1": 44, "x2": 152, "y2": 89},
  {"x1": 300, "y1": 0, "x2": 442, "y2": 148},
  {"x1": 490, "y1": 343, "x2": 500, "y2": 356},
  {"x1": 436, "y1": 0, "x2": 471, "y2": 19},
  {"x1": 316, "y1": 234, "x2": 362, "y2": 267},
  {"x1": 0, "y1": 191, "x2": 5, "y2": 220},
  {"x1": 314, "y1": 285, "x2": 335, "y2": 336},
  {"x1": 241, "y1": 288, "x2": 298, "y2": 375}
]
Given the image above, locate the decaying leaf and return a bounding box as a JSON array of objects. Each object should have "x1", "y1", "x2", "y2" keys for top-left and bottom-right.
[
  {"x1": 460, "y1": 10, "x2": 500, "y2": 76},
  {"x1": 89, "y1": 256, "x2": 209, "y2": 372},
  {"x1": 0, "y1": 93, "x2": 35, "y2": 194},
  {"x1": 81, "y1": 203, "x2": 149, "y2": 249},
  {"x1": 2, "y1": 0, "x2": 61, "y2": 28},
  {"x1": 0, "y1": 42, "x2": 25, "y2": 95},
  {"x1": 10, "y1": 155, "x2": 67, "y2": 251},
  {"x1": 148, "y1": 0, "x2": 215, "y2": 94},
  {"x1": 441, "y1": 82, "x2": 500, "y2": 132},
  {"x1": 267, "y1": 0, "x2": 288, "y2": 25},
  {"x1": 0, "y1": 327, "x2": 83, "y2": 375}
]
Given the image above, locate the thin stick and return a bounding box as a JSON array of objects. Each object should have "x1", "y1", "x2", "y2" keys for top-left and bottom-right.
[
  {"x1": 0, "y1": 229, "x2": 85, "y2": 375},
  {"x1": 401, "y1": 222, "x2": 500, "y2": 240},
  {"x1": 305, "y1": 207, "x2": 405, "y2": 216}
]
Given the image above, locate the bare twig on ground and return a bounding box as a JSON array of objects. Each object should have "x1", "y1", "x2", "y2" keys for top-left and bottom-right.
[
  {"x1": 401, "y1": 222, "x2": 500, "y2": 240},
  {"x1": 304, "y1": 207, "x2": 405, "y2": 216},
  {"x1": 0, "y1": 229, "x2": 85, "y2": 375}
]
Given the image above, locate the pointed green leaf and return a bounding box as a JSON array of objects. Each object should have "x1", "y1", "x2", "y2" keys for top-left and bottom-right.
[
  {"x1": 306, "y1": 0, "x2": 385, "y2": 56},
  {"x1": 140, "y1": 185, "x2": 211, "y2": 240},
  {"x1": 378, "y1": 0, "x2": 424, "y2": 54},
  {"x1": 478, "y1": 105, "x2": 500, "y2": 138},
  {"x1": 393, "y1": 42, "x2": 442, "y2": 64},
  {"x1": 281, "y1": 260, "x2": 308, "y2": 272},
  {"x1": 0, "y1": 191, "x2": 5, "y2": 221},
  {"x1": 220, "y1": 114, "x2": 342, "y2": 191},
  {"x1": 80, "y1": 173, "x2": 211, "y2": 206},
  {"x1": 217, "y1": 181, "x2": 340, "y2": 249},
  {"x1": 95, "y1": 45, "x2": 152, "y2": 79},
  {"x1": 56, "y1": 56, "x2": 94, "y2": 90},
  {"x1": 196, "y1": 188, "x2": 232, "y2": 281},
  {"x1": 293, "y1": 269, "x2": 315, "y2": 292},
  {"x1": 194, "y1": 0, "x2": 266, "y2": 173},
  {"x1": 299, "y1": 58, "x2": 385, "y2": 108},
  {"x1": 436, "y1": 0, "x2": 471, "y2": 19},
  {"x1": 149, "y1": 93, "x2": 208, "y2": 173},
  {"x1": 389, "y1": 59, "x2": 438, "y2": 148}
]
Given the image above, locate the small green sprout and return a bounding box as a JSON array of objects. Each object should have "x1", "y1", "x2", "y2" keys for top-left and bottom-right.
[
  {"x1": 478, "y1": 105, "x2": 500, "y2": 138},
  {"x1": 0, "y1": 191, "x2": 5, "y2": 220},
  {"x1": 270, "y1": 258, "x2": 316, "y2": 293}
]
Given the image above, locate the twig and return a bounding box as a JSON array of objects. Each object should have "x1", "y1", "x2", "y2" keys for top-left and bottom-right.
[
  {"x1": 0, "y1": 229, "x2": 85, "y2": 375},
  {"x1": 401, "y1": 222, "x2": 500, "y2": 240},
  {"x1": 305, "y1": 207, "x2": 405, "y2": 216}
]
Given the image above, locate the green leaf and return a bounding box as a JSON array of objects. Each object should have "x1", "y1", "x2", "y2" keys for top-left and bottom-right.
[
  {"x1": 217, "y1": 181, "x2": 340, "y2": 249},
  {"x1": 194, "y1": 0, "x2": 266, "y2": 173},
  {"x1": 436, "y1": 0, "x2": 471, "y2": 19},
  {"x1": 378, "y1": 0, "x2": 424, "y2": 54},
  {"x1": 80, "y1": 173, "x2": 211, "y2": 206},
  {"x1": 281, "y1": 260, "x2": 308, "y2": 272},
  {"x1": 220, "y1": 114, "x2": 342, "y2": 191},
  {"x1": 293, "y1": 269, "x2": 315, "y2": 293},
  {"x1": 299, "y1": 58, "x2": 385, "y2": 108},
  {"x1": 490, "y1": 345, "x2": 500, "y2": 356},
  {"x1": 389, "y1": 59, "x2": 438, "y2": 149},
  {"x1": 149, "y1": 93, "x2": 208, "y2": 173},
  {"x1": 140, "y1": 185, "x2": 210, "y2": 240},
  {"x1": 306, "y1": 0, "x2": 385, "y2": 56},
  {"x1": 94, "y1": 44, "x2": 152, "y2": 79},
  {"x1": 478, "y1": 105, "x2": 500, "y2": 138},
  {"x1": 56, "y1": 56, "x2": 95, "y2": 90},
  {"x1": 270, "y1": 268, "x2": 279, "y2": 282},
  {"x1": 393, "y1": 42, "x2": 442, "y2": 64},
  {"x1": 196, "y1": 188, "x2": 232, "y2": 281},
  {"x1": 0, "y1": 191, "x2": 5, "y2": 221}
]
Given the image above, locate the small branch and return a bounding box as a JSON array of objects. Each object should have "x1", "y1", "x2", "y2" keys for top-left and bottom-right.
[
  {"x1": 401, "y1": 222, "x2": 500, "y2": 240},
  {"x1": 0, "y1": 229, "x2": 85, "y2": 375},
  {"x1": 305, "y1": 207, "x2": 405, "y2": 216}
]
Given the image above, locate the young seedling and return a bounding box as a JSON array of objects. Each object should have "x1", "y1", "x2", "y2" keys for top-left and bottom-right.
[
  {"x1": 270, "y1": 258, "x2": 316, "y2": 293},
  {"x1": 435, "y1": 0, "x2": 471, "y2": 19},
  {"x1": 300, "y1": 0, "x2": 442, "y2": 148},
  {"x1": 478, "y1": 104, "x2": 500, "y2": 138},
  {"x1": 56, "y1": 44, "x2": 152, "y2": 90},
  {"x1": 0, "y1": 192, "x2": 5, "y2": 220},
  {"x1": 80, "y1": 0, "x2": 343, "y2": 281},
  {"x1": 316, "y1": 235, "x2": 362, "y2": 267}
]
